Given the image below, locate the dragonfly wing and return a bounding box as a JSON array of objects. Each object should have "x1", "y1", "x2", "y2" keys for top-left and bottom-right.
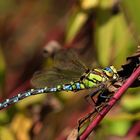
[
  {"x1": 54, "y1": 49, "x2": 88, "y2": 73},
  {"x1": 31, "y1": 67, "x2": 81, "y2": 88},
  {"x1": 31, "y1": 50, "x2": 88, "y2": 88}
]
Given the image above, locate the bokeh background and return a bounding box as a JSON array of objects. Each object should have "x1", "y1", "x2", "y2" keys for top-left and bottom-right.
[{"x1": 0, "y1": 0, "x2": 140, "y2": 140}]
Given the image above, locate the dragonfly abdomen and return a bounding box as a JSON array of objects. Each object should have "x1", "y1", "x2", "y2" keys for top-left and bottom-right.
[
  {"x1": 0, "y1": 83, "x2": 83, "y2": 110},
  {"x1": 62, "y1": 81, "x2": 85, "y2": 91},
  {"x1": 0, "y1": 88, "x2": 48, "y2": 110}
]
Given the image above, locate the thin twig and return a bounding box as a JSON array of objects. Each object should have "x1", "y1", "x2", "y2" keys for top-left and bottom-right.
[{"x1": 79, "y1": 65, "x2": 140, "y2": 140}]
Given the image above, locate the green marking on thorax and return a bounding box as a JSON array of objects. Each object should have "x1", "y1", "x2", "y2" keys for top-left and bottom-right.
[
  {"x1": 88, "y1": 81, "x2": 96, "y2": 88},
  {"x1": 82, "y1": 78, "x2": 96, "y2": 88},
  {"x1": 88, "y1": 73, "x2": 102, "y2": 82}
]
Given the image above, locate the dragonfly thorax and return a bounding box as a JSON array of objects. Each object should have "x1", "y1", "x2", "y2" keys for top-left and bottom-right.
[
  {"x1": 81, "y1": 66, "x2": 118, "y2": 89},
  {"x1": 81, "y1": 70, "x2": 106, "y2": 88}
]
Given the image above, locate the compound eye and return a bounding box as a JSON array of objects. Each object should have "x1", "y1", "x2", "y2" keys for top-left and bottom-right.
[
  {"x1": 103, "y1": 67, "x2": 113, "y2": 77},
  {"x1": 104, "y1": 67, "x2": 112, "y2": 72}
]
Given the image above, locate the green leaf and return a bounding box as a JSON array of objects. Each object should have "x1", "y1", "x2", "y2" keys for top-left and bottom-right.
[
  {"x1": 16, "y1": 94, "x2": 45, "y2": 109},
  {"x1": 0, "y1": 127, "x2": 15, "y2": 140},
  {"x1": 121, "y1": 93, "x2": 140, "y2": 112},
  {"x1": 103, "y1": 119, "x2": 131, "y2": 136},
  {"x1": 95, "y1": 4, "x2": 135, "y2": 66},
  {"x1": 66, "y1": 11, "x2": 88, "y2": 43},
  {"x1": 121, "y1": 0, "x2": 140, "y2": 41},
  {"x1": 0, "y1": 111, "x2": 9, "y2": 123},
  {"x1": 108, "y1": 120, "x2": 131, "y2": 136}
]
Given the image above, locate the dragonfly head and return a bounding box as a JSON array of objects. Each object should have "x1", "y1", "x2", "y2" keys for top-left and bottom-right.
[{"x1": 103, "y1": 66, "x2": 119, "y2": 80}]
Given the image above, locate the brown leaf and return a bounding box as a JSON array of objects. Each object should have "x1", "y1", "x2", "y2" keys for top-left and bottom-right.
[{"x1": 67, "y1": 128, "x2": 79, "y2": 140}]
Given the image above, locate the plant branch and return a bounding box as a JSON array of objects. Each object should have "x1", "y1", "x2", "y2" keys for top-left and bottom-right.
[{"x1": 79, "y1": 65, "x2": 140, "y2": 140}]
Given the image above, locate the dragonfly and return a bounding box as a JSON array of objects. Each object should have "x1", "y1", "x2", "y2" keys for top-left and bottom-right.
[{"x1": 0, "y1": 50, "x2": 119, "y2": 111}]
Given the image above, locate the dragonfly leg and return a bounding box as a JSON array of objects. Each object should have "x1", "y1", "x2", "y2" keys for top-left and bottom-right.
[
  {"x1": 84, "y1": 94, "x2": 96, "y2": 107},
  {"x1": 89, "y1": 84, "x2": 105, "y2": 98},
  {"x1": 99, "y1": 92, "x2": 112, "y2": 100},
  {"x1": 78, "y1": 109, "x2": 96, "y2": 130},
  {"x1": 92, "y1": 89, "x2": 114, "y2": 116},
  {"x1": 84, "y1": 84, "x2": 105, "y2": 107},
  {"x1": 78, "y1": 85, "x2": 106, "y2": 130},
  {"x1": 78, "y1": 104, "x2": 104, "y2": 130},
  {"x1": 95, "y1": 91, "x2": 115, "y2": 116}
]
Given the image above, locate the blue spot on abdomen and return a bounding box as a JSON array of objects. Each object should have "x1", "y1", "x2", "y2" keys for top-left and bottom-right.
[
  {"x1": 75, "y1": 82, "x2": 81, "y2": 90},
  {"x1": 63, "y1": 85, "x2": 72, "y2": 91}
]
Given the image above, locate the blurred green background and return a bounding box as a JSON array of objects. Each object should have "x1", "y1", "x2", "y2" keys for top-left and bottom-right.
[{"x1": 0, "y1": 0, "x2": 140, "y2": 140}]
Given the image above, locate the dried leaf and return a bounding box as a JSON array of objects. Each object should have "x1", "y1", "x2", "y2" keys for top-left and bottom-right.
[{"x1": 67, "y1": 128, "x2": 79, "y2": 140}]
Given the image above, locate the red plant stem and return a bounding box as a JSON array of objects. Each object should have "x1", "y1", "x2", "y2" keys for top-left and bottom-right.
[
  {"x1": 126, "y1": 121, "x2": 140, "y2": 137},
  {"x1": 79, "y1": 65, "x2": 140, "y2": 140},
  {"x1": 9, "y1": 80, "x2": 31, "y2": 96}
]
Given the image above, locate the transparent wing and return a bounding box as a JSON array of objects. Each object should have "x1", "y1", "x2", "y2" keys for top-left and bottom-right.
[
  {"x1": 31, "y1": 50, "x2": 88, "y2": 88},
  {"x1": 54, "y1": 49, "x2": 88, "y2": 72}
]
